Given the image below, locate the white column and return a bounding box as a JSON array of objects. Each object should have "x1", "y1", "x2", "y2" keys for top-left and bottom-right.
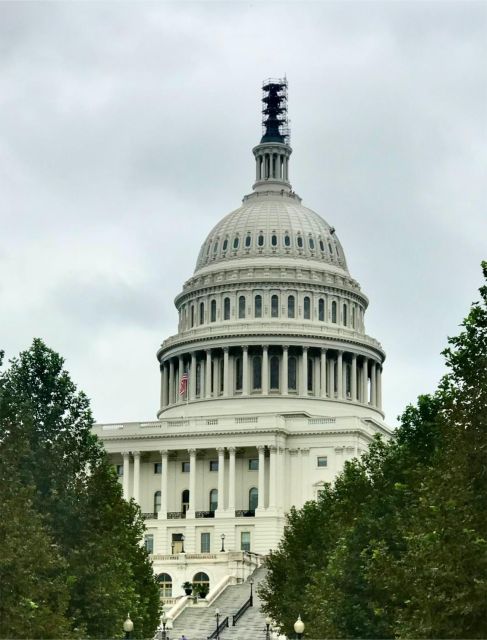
[
  {"x1": 132, "y1": 451, "x2": 140, "y2": 505},
  {"x1": 159, "y1": 450, "x2": 168, "y2": 519},
  {"x1": 370, "y1": 361, "x2": 377, "y2": 407},
  {"x1": 329, "y1": 357, "x2": 335, "y2": 397},
  {"x1": 320, "y1": 348, "x2": 327, "y2": 397},
  {"x1": 200, "y1": 356, "x2": 205, "y2": 399},
  {"x1": 269, "y1": 445, "x2": 277, "y2": 509},
  {"x1": 228, "y1": 447, "x2": 236, "y2": 513},
  {"x1": 377, "y1": 366, "x2": 383, "y2": 410},
  {"x1": 161, "y1": 363, "x2": 168, "y2": 409},
  {"x1": 257, "y1": 445, "x2": 266, "y2": 511},
  {"x1": 216, "y1": 447, "x2": 225, "y2": 515},
  {"x1": 301, "y1": 347, "x2": 308, "y2": 395},
  {"x1": 223, "y1": 347, "x2": 229, "y2": 397},
  {"x1": 122, "y1": 451, "x2": 130, "y2": 500},
  {"x1": 362, "y1": 357, "x2": 368, "y2": 404},
  {"x1": 351, "y1": 354, "x2": 357, "y2": 401},
  {"x1": 242, "y1": 346, "x2": 249, "y2": 395},
  {"x1": 168, "y1": 359, "x2": 175, "y2": 405},
  {"x1": 205, "y1": 349, "x2": 212, "y2": 398},
  {"x1": 188, "y1": 448, "x2": 196, "y2": 517},
  {"x1": 300, "y1": 448, "x2": 310, "y2": 503},
  {"x1": 190, "y1": 352, "x2": 196, "y2": 401},
  {"x1": 262, "y1": 345, "x2": 269, "y2": 395},
  {"x1": 337, "y1": 350, "x2": 343, "y2": 399},
  {"x1": 282, "y1": 346, "x2": 289, "y2": 395},
  {"x1": 214, "y1": 356, "x2": 220, "y2": 397},
  {"x1": 314, "y1": 357, "x2": 320, "y2": 397}
]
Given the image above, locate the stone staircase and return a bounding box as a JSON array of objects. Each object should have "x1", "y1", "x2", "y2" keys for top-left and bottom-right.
[{"x1": 170, "y1": 566, "x2": 269, "y2": 640}]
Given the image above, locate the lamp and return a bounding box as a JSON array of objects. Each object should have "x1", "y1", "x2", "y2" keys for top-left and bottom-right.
[
  {"x1": 294, "y1": 614, "x2": 305, "y2": 639},
  {"x1": 249, "y1": 577, "x2": 254, "y2": 606},
  {"x1": 123, "y1": 614, "x2": 134, "y2": 640},
  {"x1": 181, "y1": 534, "x2": 185, "y2": 553},
  {"x1": 159, "y1": 611, "x2": 167, "y2": 640},
  {"x1": 215, "y1": 608, "x2": 220, "y2": 640},
  {"x1": 220, "y1": 533, "x2": 225, "y2": 552}
]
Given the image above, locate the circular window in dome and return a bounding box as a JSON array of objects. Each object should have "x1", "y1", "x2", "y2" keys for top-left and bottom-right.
[
  {"x1": 222, "y1": 239, "x2": 228, "y2": 251},
  {"x1": 309, "y1": 238, "x2": 315, "y2": 250},
  {"x1": 233, "y1": 236, "x2": 239, "y2": 250},
  {"x1": 297, "y1": 235, "x2": 303, "y2": 249},
  {"x1": 258, "y1": 234, "x2": 264, "y2": 247}
]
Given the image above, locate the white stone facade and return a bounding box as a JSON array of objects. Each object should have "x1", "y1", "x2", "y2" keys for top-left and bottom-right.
[{"x1": 94, "y1": 88, "x2": 391, "y2": 603}]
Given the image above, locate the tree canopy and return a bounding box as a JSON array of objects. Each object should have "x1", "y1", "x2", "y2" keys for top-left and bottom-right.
[
  {"x1": 260, "y1": 262, "x2": 487, "y2": 639},
  {"x1": 0, "y1": 340, "x2": 160, "y2": 639}
]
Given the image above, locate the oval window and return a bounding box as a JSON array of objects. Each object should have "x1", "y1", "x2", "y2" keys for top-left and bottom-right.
[
  {"x1": 245, "y1": 235, "x2": 252, "y2": 248},
  {"x1": 271, "y1": 234, "x2": 278, "y2": 247},
  {"x1": 233, "y1": 237, "x2": 239, "y2": 249},
  {"x1": 284, "y1": 235, "x2": 291, "y2": 247},
  {"x1": 319, "y1": 240, "x2": 325, "y2": 251},
  {"x1": 222, "y1": 239, "x2": 228, "y2": 251},
  {"x1": 309, "y1": 238, "x2": 315, "y2": 250},
  {"x1": 258, "y1": 234, "x2": 264, "y2": 247},
  {"x1": 213, "y1": 242, "x2": 218, "y2": 254},
  {"x1": 297, "y1": 236, "x2": 303, "y2": 248}
]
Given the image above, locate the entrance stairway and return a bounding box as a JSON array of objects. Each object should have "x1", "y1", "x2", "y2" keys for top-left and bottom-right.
[{"x1": 170, "y1": 566, "x2": 269, "y2": 640}]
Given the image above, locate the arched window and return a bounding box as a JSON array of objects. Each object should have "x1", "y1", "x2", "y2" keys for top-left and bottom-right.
[
  {"x1": 213, "y1": 241, "x2": 218, "y2": 254},
  {"x1": 328, "y1": 241, "x2": 333, "y2": 255},
  {"x1": 245, "y1": 234, "x2": 252, "y2": 248},
  {"x1": 284, "y1": 234, "x2": 291, "y2": 247},
  {"x1": 252, "y1": 356, "x2": 262, "y2": 390},
  {"x1": 271, "y1": 295, "x2": 279, "y2": 318},
  {"x1": 255, "y1": 295, "x2": 262, "y2": 318},
  {"x1": 343, "y1": 304, "x2": 348, "y2": 326},
  {"x1": 288, "y1": 356, "x2": 297, "y2": 391},
  {"x1": 238, "y1": 295, "x2": 246, "y2": 319},
  {"x1": 154, "y1": 491, "x2": 161, "y2": 513},
  {"x1": 258, "y1": 234, "x2": 264, "y2": 247},
  {"x1": 223, "y1": 297, "x2": 231, "y2": 320},
  {"x1": 158, "y1": 573, "x2": 172, "y2": 597},
  {"x1": 182, "y1": 489, "x2": 189, "y2": 515},
  {"x1": 319, "y1": 239, "x2": 325, "y2": 252},
  {"x1": 199, "y1": 302, "x2": 204, "y2": 325},
  {"x1": 346, "y1": 363, "x2": 351, "y2": 397},
  {"x1": 233, "y1": 236, "x2": 239, "y2": 249},
  {"x1": 191, "y1": 305, "x2": 195, "y2": 328},
  {"x1": 271, "y1": 234, "x2": 278, "y2": 247},
  {"x1": 318, "y1": 298, "x2": 325, "y2": 322},
  {"x1": 249, "y1": 487, "x2": 258, "y2": 511},
  {"x1": 309, "y1": 237, "x2": 315, "y2": 250},
  {"x1": 307, "y1": 356, "x2": 313, "y2": 392},
  {"x1": 209, "y1": 489, "x2": 218, "y2": 512},
  {"x1": 288, "y1": 295, "x2": 295, "y2": 318},
  {"x1": 193, "y1": 572, "x2": 210, "y2": 592},
  {"x1": 270, "y1": 356, "x2": 280, "y2": 390},
  {"x1": 297, "y1": 235, "x2": 303, "y2": 248},
  {"x1": 210, "y1": 300, "x2": 216, "y2": 322},
  {"x1": 304, "y1": 296, "x2": 311, "y2": 320},
  {"x1": 235, "y1": 357, "x2": 242, "y2": 391},
  {"x1": 206, "y1": 241, "x2": 211, "y2": 256},
  {"x1": 196, "y1": 363, "x2": 201, "y2": 396},
  {"x1": 222, "y1": 238, "x2": 228, "y2": 251},
  {"x1": 331, "y1": 301, "x2": 337, "y2": 324}
]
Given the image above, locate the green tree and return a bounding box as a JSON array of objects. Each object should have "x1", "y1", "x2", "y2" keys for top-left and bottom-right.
[{"x1": 0, "y1": 340, "x2": 160, "y2": 638}]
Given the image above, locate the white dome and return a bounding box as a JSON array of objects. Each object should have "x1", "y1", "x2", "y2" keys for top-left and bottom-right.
[{"x1": 195, "y1": 191, "x2": 348, "y2": 274}]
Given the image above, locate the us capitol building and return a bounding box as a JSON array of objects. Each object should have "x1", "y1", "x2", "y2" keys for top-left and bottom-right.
[{"x1": 94, "y1": 79, "x2": 391, "y2": 616}]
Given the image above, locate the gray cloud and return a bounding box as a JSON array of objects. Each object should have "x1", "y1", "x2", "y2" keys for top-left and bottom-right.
[{"x1": 0, "y1": 1, "x2": 485, "y2": 424}]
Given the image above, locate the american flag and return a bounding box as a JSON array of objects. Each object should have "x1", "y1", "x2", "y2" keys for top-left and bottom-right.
[{"x1": 179, "y1": 371, "x2": 189, "y2": 396}]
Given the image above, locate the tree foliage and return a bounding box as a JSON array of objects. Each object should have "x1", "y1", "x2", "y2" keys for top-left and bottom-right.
[
  {"x1": 260, "y1": 262, "x2": 487, "y2": 639},
  {"x1": 0, "y1": 340, "x2": 160, "y2": 639}
]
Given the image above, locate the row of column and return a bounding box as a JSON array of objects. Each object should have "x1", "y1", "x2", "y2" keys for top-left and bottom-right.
[
  {"x1": 160, "y1": 347, "x2": 383, "y2": 410},
  {"x1": 120, "y1": 445, "x2": 285, "y2": 515},
  {"x1": 255, "y1": 151, "x2": 289, "y2": 182}
]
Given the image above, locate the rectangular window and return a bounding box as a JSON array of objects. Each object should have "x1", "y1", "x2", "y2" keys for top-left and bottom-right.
[
  {"x1": 182, "y1": 461, "x2": 190, "y2": 473},
  {"x1": 116, "y1": 464, "x2": 123, "y2": 476},
  {"x1": 154, "y1": 462, "x2": 162, "y2": 474},
  {"x1": 201, "y1": 532, "x2": 210, "y2": 553},
  {"x1": 248, "y1": 459, "x2": 259, "y2": 471},
  {"x1": 317, "y1": 456, "x2": 328, "y2": 468},
  {"x1": 209, "y1": 460, "x2": 218, "y2": 472},
  {"x1": 241, "y1": 531, "x2": 251, "y2": 552},
  {"x1": 144, "y1": 534, "x2": 154, "y2": 554}
]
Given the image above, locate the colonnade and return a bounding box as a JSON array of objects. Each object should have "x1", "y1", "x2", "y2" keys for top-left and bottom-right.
[
  {"x1": 119, "y1": 445, "x2": 286, "y2": 517},
  {"x1": 255, "y1": 151, "x2": 289, "y2": 182},
  {"x1": 160, "y1": 346, "x2": 382, "y2": 411}
]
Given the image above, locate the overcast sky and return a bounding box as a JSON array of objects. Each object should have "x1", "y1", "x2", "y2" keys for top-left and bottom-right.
[{"x1": 1, "y1": 1, "x2": 485, "y2": 427}]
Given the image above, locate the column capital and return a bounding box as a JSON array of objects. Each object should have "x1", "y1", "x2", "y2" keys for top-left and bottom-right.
[
  {"x1": 321, "y1": 347, "x2": 327, "y2": 354},
  {"x1": 302, "y1": 346, "x2": 309, "y2": 353},
  {"x1": 159, "y1": 449, "x2": 169, "y2": 457},
  {"x1": 223, "y1": 346, "x2": 229, "y2": 354},
  {"x1": 228, "y1": 446, "x2": 236, "y2": 454},
  {"x1": 269, "y1": 445, "x2": 277, "y2": 453},
  {"x1": 257, "y1": 445, "x2": 266, "y2": 453},
  {"x1": 131, "y1": 450, "x2": 140, "y2": 457},
  {"x1": 262, "y1": 344, "x2": 269, "y2": 351},
  {"x1": 242, "y1": 345, "x2": 249, "y2": 352},
  {"x1": 188, "y1": 448, "x2": 197, "y2": 456},
  {"x1": 352, "y1": 352, "x2": 357, "y2": 360},
  {"x1": 282, "y1": 344, "x2": 289, "y2": 351},
  {"x1": 121, "y1": 450, "x2": 130, "y2": 458},
  {"x1": 338, "y1": 349, "x2": 344, "y2": 355},
  {"x1": 206, "y1": 348, "x2": 212, "y2": 355},
  {"x1": 217, "y1": 447, "x2": 225, "y2": 455}
]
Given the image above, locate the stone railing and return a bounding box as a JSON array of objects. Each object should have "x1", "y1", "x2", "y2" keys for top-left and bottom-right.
[{"x1": 235, "y1": 509, "x2": 255, "y2": 517}]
